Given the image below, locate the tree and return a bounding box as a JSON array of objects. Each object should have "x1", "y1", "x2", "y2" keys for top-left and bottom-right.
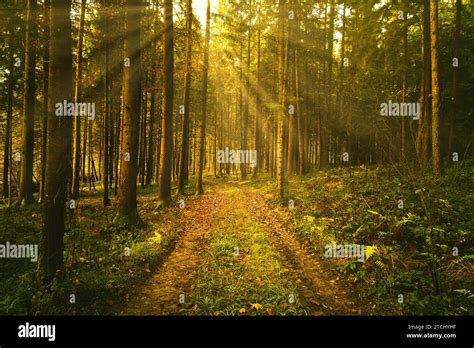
[
  {"x1": 417, "y1": 0, "x2": 432, "y2": 168},
  {"x1": 116, "y1": 0, "x2": 142, "y2": 224},
  {"x1": 19, "y1": 0, "x2": 38, "y2": 205},
  {"x1": 276, "y1": 0, "x2": 287, "y2": 199},
  {"x1": 178, "y1": 0, "x2": 193, "y2": 194},
  {"x1": 41, "y1": 0, "x2": 73, "y2": 282},
  {"x1": 103, "y1": 0, "x2": 111, "y2": 206},
  {"x1": 158, "y1": 0, "x2": 174, "y2": 205},
  {"x1": 3, "y1": 21, "x2": 15, "y2": 201},
  {"x1": 241, "y1": 0, "x2": 251, "y2": 180},
  {"x1": 72, "y1": 0, "x2": 87, "y2": 200},
  {"x1": 252, "y1": 0, "x2": 262, "y2": 178},
  {"x1": 430, "y1": 0, "x2": 442, "y2": 176},
  {"x1": 39, "y1": 0, "x2": 50, "y2": 203},
  {"x1": 448, "y1": 0, "x2": 461, "y2": 159},
  {"x1": 195, "y1": 0, "x2": 211, "y2": 195}
]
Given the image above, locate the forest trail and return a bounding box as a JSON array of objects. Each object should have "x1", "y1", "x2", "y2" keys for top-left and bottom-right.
[{"x1": 117, "y1": 181, "x2": 359, "y2": 315}]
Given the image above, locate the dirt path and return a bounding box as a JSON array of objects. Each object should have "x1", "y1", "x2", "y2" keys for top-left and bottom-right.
[
  {"x1": 118, "y1": 185, "x2": 230, "y2": 315},
  {"x1": 117, "y1": 181, "x2": 360, "y2": 315},
  {"x1": 242, "y1": 185, "x2": 360, "y2": 315}
]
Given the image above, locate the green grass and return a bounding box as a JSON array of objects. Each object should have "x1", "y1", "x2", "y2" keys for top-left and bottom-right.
[
  {"x1": 182, "y1": 187, "x2": 307, "y2": 316},
  {"x1": 0, "y1": 184, "x2": 182, "y2": 315},
  {"x1": 250, "y1": 162, "x2": 474, "y2": 315}
]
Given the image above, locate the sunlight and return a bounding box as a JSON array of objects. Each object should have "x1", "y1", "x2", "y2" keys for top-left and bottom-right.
[{"x1": 193, "y1": 0, "x2": 218, "y2": 28}]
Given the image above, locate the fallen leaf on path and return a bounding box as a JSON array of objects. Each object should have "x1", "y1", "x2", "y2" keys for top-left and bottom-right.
[{"x1": 239, "y1": 308, "x2": 246, "y2": 313}]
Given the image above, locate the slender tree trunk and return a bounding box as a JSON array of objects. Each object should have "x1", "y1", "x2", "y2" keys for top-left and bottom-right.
[
  {"x1": 417, "y1": 0, "x2": 432, "y2": 168},
  {"x1": 72, "y1": 0, "x2": 87, "y2": 200},
  {"x1": 195, "y1": 0, "x2": 211, "y2": 194},
  {"x1": 82, "y1": 113, "x2": 87, "y2": 181},
  {"x1": 41, "y1": 0, "x2": 73, "y2": 283},
  {"x1": 139, "y1": 79, "x2": 147, "y2": 188},
  {"x1": 19, "y1": 0, "x2": 38, "y2": 205},
  {"x1": 296, "y1": 47, "x2": 304, "y2": 175},
  {"x1": 146, "y1": 82, "x2": 155, "y2": 186},
  {"x1": 253, "y1": 1, "x2": 261, "y2": 177},
  {"x1": 401, "y1": 2, "x2": 408, "y2": 162},
  {"x1": 276, "y1": 0, "x2": 286, "y2": 199},
  {"x1": 178, "y1": 0, "x2": 193, "y2": 193},
  {"x1": 3, "y1": 24, "x2": 15, "y2": 200},
  {"x1": 242, "y1": 3, "x2": 251, "y2": 180},
  {"x1": 430, "y1": 0, "x2": 442, "y2": 176},
  {"x1": 103, "y1": 1, "x2": 111, "y2": 206},
  {"x1": 158, "y1": 0, "x2": 174, "y2": 205},
  {"x1": 39, "y1": 0, "x2": 50, "y2": 203},
  {"x1": 448, "y1": 0, "x2": 461, "y2": 160},
  {"x1": 321, "y1": 0, "x2": 335, "y2": 169},
  {"x1": 116, "y1": 0, "x2": 142, "y2": 224}
]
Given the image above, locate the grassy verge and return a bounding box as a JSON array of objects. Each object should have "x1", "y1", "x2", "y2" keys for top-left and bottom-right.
[
  {"x1": 183, "y1": 186, "x2": 307, "y2": 316},
  {"x1": 250, "y1": 162, "x2": 474, "y2": 315},
  {"x1": 0, "y1": 184, "x2": 184, "y2": 315}
]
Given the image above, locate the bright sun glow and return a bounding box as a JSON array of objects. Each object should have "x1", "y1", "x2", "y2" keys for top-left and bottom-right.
[{"x1": 193, "y1": 0, "x2": 218, "y2": 29}]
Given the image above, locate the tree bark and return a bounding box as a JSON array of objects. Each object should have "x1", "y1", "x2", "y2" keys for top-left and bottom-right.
[
  {"x1": 276, "y1": 0, "x2": 287, "y2": 199},
  {"x1": 41, "y1": 0, "x2": 73, "y2": 282},
  {"x1": 116, "y1": 0, "x2": 142, "y2": 224},
  {"x1": 159, "y1": 0, "x2": 174, "y2": 205},
  {"x1": 195, "y1": 0, "x2": 211, "y2": 195},
  {"x1": 3, "y1": 23, "x2": 15, "y2": 200},
  {"x1": 19, "y1": 0, "x2": 38, "y2": 205},
  {"x1": 178, "y1": 0, "x2": 193, "y2": 193},
  {"x1": 430, "y1": 0, "x2": 442, "y2": 176},
  {"x1": 447, "y1": 0, "x2": 461, "y2": 160},
  {"x1": 72, "y1": 0, "x2": 87, "y2": 200}
]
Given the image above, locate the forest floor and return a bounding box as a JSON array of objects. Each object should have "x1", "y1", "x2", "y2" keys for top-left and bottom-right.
[
  {"x1": 116, "y1": 180, "x2": 362, "y2": 315},
  {"x1": 1, "y1": 164, "x2": 473, "y2": 315}
]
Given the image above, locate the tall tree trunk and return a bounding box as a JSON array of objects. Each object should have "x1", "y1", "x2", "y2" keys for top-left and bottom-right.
[
  {"x1": 39, "y1": 0, "x2": 50, "y2": 203},
  {"x1": 242, "y1": 3, "x2": 251, "y2": 180},
  {"x1": 276, "y1": 0, "x2": 286, "y2": 199},
  {"x1": 116, "y1": 0, "x2": 142, "y2": 224},
  {"x1": 103, "y1": 1, "x2": 111, "y2": 206},
  {"x1": 82, "y1": 112, "x2": 87, "y2": 181},
  {"x1": 448, "y1": 0, "x2": 461, "y2": 159},
  {"x1": 158, "y1": 0, "x2": 174, "y2": 205},
  {"x1": 72, "y1": 0, "x2": 87, "y2": 200},
  {"x1": 195, "y1": 0, "x2": 211, "y2": 195},
  {"x1": 178, "y1": 0, "x2": 193, "y2": 193},
  {"x1": 3, "y1": 23, "x2": 15, "y2": 200},
  {"x1": 146, "y1": 81, "x2": 156, "y2": 186},
  {"x1": 253, "y1": 0, "x2": 261, "y2": 178},
  {"x1": 19, "y1": 0, "x2": 38, "y2": 205},
  {"x1": 41, "y1": 0, "x2": 73, "y2": 282},
  {"x1": 321, "y1": 0, "x2": 335, "y2": 169},
  {"x1": 430, "y1": 0, "x2": 442, "y2": 176},
  {"x1": 139, "y1": 79, "x2": 147, "y2": 188},
  {"x1": 417, "y1": 0, "x2": 432, "y2": 168},
  {"x1": 401, "y1": 1, "x2": 408, "y2": 162},
  {"x1": 296, "y1": 47, "x2": 305, "y2": 175}
]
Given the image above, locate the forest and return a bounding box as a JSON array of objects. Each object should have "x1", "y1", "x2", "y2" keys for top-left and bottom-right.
[{"x1": 0, "y1": 0, "x2": 473, "y2": 316}]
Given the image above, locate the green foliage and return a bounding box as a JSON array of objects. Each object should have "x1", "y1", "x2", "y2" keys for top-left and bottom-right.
[{"x1": 275, "y1": 163, "x2": 474, "y2": 315}]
